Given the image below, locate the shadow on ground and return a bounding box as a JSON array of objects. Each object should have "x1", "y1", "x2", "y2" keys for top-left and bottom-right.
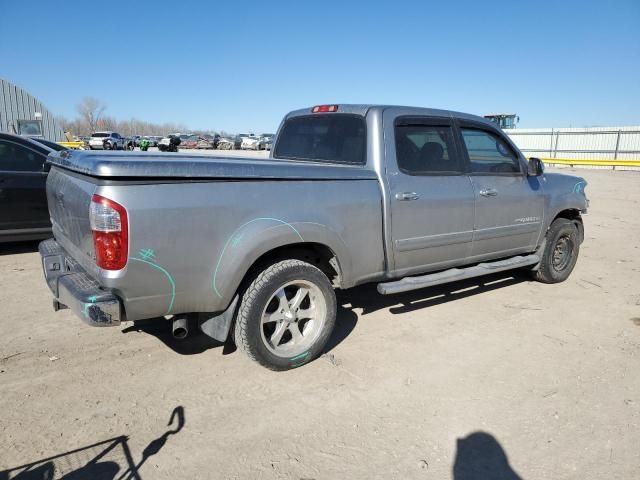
[
  {"x1": 121, "y1": 303, "x2": 359, "y2": 357},
  {"x1": 453, "y1": 431, "x2": 523, "y2": 480},
  {"x1": 0, "y1": 241, "x2": 40, "y2": 256},
  {"x1": 0, "y1": 406, "x2": 185, "y2": 480},
  {"x1": 339, "y1": 270, "x2": 530, "y2": 316},
  {"x1": 121, "y1": 270, "x2": 529, "y2": 356}
]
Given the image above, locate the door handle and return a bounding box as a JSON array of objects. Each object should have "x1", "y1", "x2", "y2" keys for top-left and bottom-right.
[
  {"x1": 479, "y1": 188, "x2": 498, "y2": 197},
  {"x1": 395, "y1": 192, "x2": 420, "y2": 201}
]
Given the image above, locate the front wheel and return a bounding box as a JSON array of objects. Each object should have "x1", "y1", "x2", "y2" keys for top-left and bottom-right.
[
  {"x1": 234, "y1": 259, "x2": 337, "y2": 370},
  {"x1": 532, "y1": 218, "x2": 580, "y2": 283}
]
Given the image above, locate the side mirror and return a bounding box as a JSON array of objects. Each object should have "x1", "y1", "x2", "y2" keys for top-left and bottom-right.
[{"x1": 528, "y1": 157, "x2": 544, "y2": 176}]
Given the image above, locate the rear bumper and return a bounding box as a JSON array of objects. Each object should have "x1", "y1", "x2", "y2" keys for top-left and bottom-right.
[{"x1": 39, "y1": 238, "x2": 122, "y2": 326}]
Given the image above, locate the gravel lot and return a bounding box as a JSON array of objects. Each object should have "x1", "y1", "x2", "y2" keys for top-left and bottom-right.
[{"x1": 1, "y1": 167, "x2": 639, "y2": 479}]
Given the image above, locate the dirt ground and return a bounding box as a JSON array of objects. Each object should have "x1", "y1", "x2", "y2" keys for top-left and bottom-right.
[{"x1": 1, "y1": 167, "x2": 639, "y2": 479}]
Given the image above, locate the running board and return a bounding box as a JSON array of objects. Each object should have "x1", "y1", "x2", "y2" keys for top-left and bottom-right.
[{"x1": 377, "y1": 254, "x2": 540, "y2": 295}]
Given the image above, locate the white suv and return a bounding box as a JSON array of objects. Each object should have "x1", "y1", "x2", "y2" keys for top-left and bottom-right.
[{"x1": 88, "y1": 132, "x2": 125, "y2": 150}]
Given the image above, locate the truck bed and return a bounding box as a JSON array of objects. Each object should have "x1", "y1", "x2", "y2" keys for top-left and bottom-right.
[{"x1": 45, "y1": 150, "x2": 385, "y2": 322}]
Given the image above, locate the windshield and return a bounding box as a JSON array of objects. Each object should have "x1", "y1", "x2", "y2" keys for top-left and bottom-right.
[
  {"x1": 274, "y1": 114, "x2": 366, "y2": 165},
  {"x1": 91, "y1": 133, "x2": 110, "y2": 138}
]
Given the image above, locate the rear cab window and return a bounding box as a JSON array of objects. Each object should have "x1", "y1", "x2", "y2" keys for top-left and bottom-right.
[
  {"x1": 394, "y1": 120, "x2": 463, "y2": 175},
  {"x1": 274, "y1": 114, "x2": 366, "y2": 165}
]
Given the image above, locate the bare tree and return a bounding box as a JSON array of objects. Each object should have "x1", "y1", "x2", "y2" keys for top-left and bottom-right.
[
  {"x1": 61, "y1": 97, "x2": 196, "y2": 138},
  {"x1": 76, "y1": 97, "x2": 106, "y2": 134}
]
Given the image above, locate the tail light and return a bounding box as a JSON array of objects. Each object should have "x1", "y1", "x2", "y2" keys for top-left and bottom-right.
[{"x1": 90, "y1": 194, "x2": 128, "y2": 270}]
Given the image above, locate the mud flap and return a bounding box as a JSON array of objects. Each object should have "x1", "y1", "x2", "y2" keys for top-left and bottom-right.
[{"x1": 198, "y1": 295, "x2": 239, "y2": 342}]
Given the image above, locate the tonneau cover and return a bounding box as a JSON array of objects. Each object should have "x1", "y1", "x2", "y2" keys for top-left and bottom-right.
[{"x1": 47, "y1": 150, "x2": 377, "y2": 180}]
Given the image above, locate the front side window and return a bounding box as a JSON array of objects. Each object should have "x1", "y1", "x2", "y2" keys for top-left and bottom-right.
[
  {"x1": 0, "y1": 140, "x2": 44, "y2": 172},
  {"x1": 461, "y1": 128, "x2": 520, "y2": 174},
  {"x1": 274, "y1": 114, "x2": 366, "y2": 165},
  {"x1": 395, "y1": 124, "x2": 462, "y2": 175}
]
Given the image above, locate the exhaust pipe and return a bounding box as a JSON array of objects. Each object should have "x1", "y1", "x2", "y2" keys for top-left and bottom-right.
[{"x1": 172, "y1": 316, "x2": 189, "y2": 340}]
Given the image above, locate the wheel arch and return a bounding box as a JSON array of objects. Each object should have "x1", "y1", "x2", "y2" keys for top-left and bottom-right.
[
  {"x1": 243, "y1": 242, "x2": 343, "y2": 290},
  {"x1": 551, "y1": 208, "x2": 584, "y2": 243},
  {"x1": 211, "y1": 220, "x2": 351, "y2": 311}
]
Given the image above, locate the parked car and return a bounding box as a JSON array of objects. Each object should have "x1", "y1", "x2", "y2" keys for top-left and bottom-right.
[
  {"x1": 240, "y1": 136, "x2": 261, "y2": 150},
  {"x1": 0, "y1": 133, "x2": 54, "y2": 242},
  {"x1": 195, "y1": 135, "x2": 220, "y2": 149},
  {"x1": 216, "y1": 137, "x2": 234, "y2": 150},
  {"x1": 39, "y1": 104, "x2": 588, "y2": 371},
  {"x1": 123, "y1": 137, "x2": 135, "y2": 150},
  {"x1": 234, "y1": 133, "x2": 255, "y2": 149},
  {"x1": 158, "y1": 135, "x2": 181, "y2": 152},
  {"x1": 140, "y1": 136, "x2": 159, "y2": 147},
  {"x1": 179, "y1": 135, "x2": 200, "y2": 149},
  {"x1": 88, "y1": 131, "x2": 125, "y2": 150},
  {"x1": 258, "y1": 134, "x2": 274, "y2": 150}
]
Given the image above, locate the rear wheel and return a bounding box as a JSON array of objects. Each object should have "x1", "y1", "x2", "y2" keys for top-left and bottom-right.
[
  {"x1": 234, "y1": 259, "x2": 336, "y2": 370},
  {"x1": 533, "y1": 218, "x2": 580, "y2": 283}
]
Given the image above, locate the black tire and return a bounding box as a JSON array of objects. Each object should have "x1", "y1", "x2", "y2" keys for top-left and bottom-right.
[
  {"x1": 234, "y1": 259, "x2": 337, "y2": 371},
  {"x1": 533, "y1": 218, "x2": 580, "y2": 283}
]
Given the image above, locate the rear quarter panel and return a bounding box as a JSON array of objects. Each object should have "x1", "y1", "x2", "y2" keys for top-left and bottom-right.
[{"x1": 97, "y1": 179, "x2": 384, "y2": 321}]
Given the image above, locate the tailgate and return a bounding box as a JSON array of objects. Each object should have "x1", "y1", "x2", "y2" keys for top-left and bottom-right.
[{"x1": 47, "y1": 166, "x2": 97, "y2": 273}]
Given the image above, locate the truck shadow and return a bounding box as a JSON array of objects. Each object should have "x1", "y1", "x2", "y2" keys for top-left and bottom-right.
[
  {"x1": 121, "y1": 306, "x2": 358, "y2": 357},
  {"x1": 123, "y1": 271, "x2": 528, "y2": 356},
  {"x1": 0, "y1": 240, "x2": 40, "y2": 256},
  {"x1": 338, "y1": 270, "x2": 530, "y2": 317},
  {"x1": 0, "y1": 406, "x2": 185, "y2": 480}
]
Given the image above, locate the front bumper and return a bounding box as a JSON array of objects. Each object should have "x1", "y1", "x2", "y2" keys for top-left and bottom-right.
[{"x1": 39, "y1": 238, "x2": 122, "y2": 326}]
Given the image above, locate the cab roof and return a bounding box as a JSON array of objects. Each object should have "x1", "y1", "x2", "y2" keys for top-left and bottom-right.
[{"x1": 285, "y1": 104, "x2": 496, "y2": 127}]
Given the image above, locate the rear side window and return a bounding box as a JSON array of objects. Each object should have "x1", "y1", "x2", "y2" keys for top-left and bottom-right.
[
  {"x1": 461, "y1": 128, "x2": 521, "y2": 174},
  {"x1": 395, "y1": 124, "x2": 462, "y2": 174},
  {"x1": 274, "y1": 114, "x2": 366, "y2": 165}
]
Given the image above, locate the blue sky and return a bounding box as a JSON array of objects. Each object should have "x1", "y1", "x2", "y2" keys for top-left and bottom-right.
[{"x1": 1, "y1": 0, "x2": 638, "y2": 132}]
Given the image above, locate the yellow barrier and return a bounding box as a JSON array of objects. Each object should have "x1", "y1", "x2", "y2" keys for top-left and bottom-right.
[
  {"x1": 536, "y1": 157, "x2": 640, "y2": 168},
  {"x1": 57, "y1": 141, "x2": 86, "y2": 149}
]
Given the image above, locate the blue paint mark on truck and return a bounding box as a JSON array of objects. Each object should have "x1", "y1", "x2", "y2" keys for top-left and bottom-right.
[
  {"x1": 212, "y1": 218, "x2": 304, "y2": 298},
  {"x1": 130, "y1": 254, "x2": 176, "y2": 315}
]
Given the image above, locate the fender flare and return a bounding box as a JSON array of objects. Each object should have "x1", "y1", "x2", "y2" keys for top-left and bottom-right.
[{"x1": 210, "y1": 219, "x2": 350, "y2": 308}]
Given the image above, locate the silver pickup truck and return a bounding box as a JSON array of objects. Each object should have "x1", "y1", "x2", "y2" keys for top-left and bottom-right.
[{"x1": 40, "y1": 104, "x2": 588, "y2": 370}]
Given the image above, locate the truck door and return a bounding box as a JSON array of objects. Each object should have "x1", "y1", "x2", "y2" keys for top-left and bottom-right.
[
  {"x1": 385, "y1": 115, "x2": 476, "y2": 277},
  {"x1": 457, "y1": 121, "x2": 544, "y2": 258}
]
